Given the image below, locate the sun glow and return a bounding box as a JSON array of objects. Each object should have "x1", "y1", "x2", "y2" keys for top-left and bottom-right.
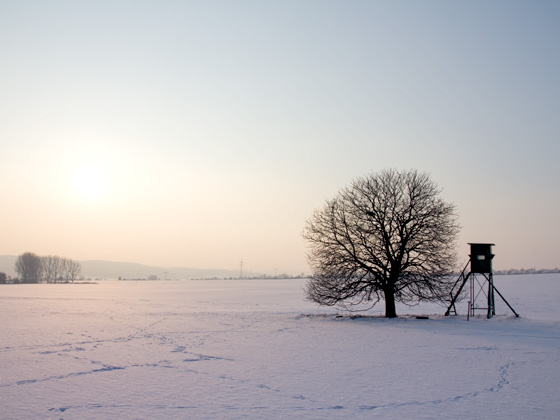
[{"x1": 71, "y1": 166, "x2": 110, "y2": 200}]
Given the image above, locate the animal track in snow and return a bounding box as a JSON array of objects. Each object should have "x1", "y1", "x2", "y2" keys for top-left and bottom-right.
[
  {"x1": 2, "y1": 364, "x2": 126, "y2": 388},
  {"x1": 357, "y1": 359, "x2": 515, "y2": 412},
  {"x1": 182, "y1": 353, "x2": 233, "y2": 362}
]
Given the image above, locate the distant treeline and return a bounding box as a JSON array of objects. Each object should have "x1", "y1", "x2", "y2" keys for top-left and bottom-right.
[
  {"x1": 494, "y1": 268, "x2": 560, "y2": 275},
  {"x1": 0, "y1": 252, "x2": 82, "y2": 284},
  {"x1": 194, "y1": 274, "x2": 309, "y2": 281}
]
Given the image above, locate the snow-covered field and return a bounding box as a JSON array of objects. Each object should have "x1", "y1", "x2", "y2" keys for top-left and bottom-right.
[{"x1": 1, "y1": 274, "x2": 559, "y2": 419}]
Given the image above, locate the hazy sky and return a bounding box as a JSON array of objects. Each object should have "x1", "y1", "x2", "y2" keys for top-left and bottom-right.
[{"x1": 1, "y1": 0, "x2": 559, "y2": 274}]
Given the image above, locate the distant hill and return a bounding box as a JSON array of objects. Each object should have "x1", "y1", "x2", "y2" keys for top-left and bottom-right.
[
  {"x1": 79, "y1": 260, "x2": 248, "y2": 280},
  {"x1": 0, "y1": 256, "x2": 17, "y2": 277},
  {"x1": 0, "y1": 255, "x2": 253, "y2": 280}
]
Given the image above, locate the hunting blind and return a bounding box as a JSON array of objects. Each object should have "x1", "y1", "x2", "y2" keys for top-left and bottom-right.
[{"x1": 445, "y1": 244, "x2": 519, "y2": 319}]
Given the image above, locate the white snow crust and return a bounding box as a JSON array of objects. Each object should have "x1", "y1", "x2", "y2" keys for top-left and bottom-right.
[{"x1": 1, "y1": 274, "x2": 559, "y2": 419}]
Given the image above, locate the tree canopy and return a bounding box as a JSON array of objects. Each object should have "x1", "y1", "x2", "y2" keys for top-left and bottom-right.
[
  {"x1": 303, "y1": 169, "x2": 460, "y2": 318},
  {"x1": 15, "y1": 252, "x2": 43, "y2": 284},
  {"x1": 14, "y1": 252, "x2": 82, "y2": 284}
]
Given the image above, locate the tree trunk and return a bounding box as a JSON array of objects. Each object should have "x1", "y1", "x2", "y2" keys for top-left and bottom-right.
[{"x1": 384, "y1": 287, "x2": 397, "y2": 318}]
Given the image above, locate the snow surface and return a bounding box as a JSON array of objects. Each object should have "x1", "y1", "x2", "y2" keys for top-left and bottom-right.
[{"x1": 1, "y1": 274, "x2": 559, "y2": 419}]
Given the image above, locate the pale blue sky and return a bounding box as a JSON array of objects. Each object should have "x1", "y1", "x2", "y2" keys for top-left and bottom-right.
[{"x1": 1, "y1": 1, "x2": 559, "y2": 273}]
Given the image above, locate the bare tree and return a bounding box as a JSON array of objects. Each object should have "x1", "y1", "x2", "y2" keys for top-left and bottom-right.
[
  {"x1": 14, "y1": 253, "x2": 82, "y2": 284},
  {"x1": 42, "y1": 255, "x2": 63, "y2": 283},
  {"x1": 65, "y1": 259, "x2": 82, "y2": 283},
  {"x1": 0, "y1": 272, "x2": 7, "y2": 284},
  {"x1": 303, "y1": 169, "x2": 460, "y2": 318},
  {"x1": 59, "y1": 257, "x2": 69, "y2": 283},
  {"x1": 15, "y1": 252, "x2": 43, "y2": 284},
  {"x1": 42, "y1": 256, "x2": 83, "y2": 283}
]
